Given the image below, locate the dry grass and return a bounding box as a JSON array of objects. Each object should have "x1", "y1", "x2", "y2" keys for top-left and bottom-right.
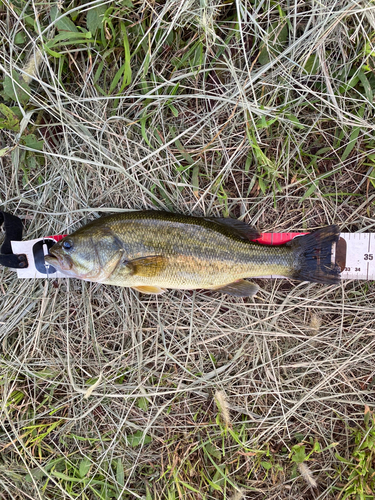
[{"x1": 0, "y1": 0, "x2": 375, "y2": 498}]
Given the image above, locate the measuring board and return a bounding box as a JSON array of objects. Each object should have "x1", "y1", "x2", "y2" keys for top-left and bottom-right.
[
  {"x1": 339, "y1": 232, "x2": 374, "y2": 281},
  {"x1": 10, "y1": 232, "x2": 375, "y2": 281}
]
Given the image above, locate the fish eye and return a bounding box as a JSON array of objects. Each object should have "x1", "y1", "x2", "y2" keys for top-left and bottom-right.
[{"x1": 62, "y1": 240, "x2": 73, "y2": 250}]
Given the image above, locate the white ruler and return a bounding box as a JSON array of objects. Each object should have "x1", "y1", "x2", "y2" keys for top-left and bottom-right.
[
  {"x1": 11, "y1": 237, "x2": 68, "y2": 278},
  {"x1": 10, "y1": 233, "x2": 375, "y2": 281},
  {"x1": 339, "y1": 233, "x2": 374, "y2": 280}
]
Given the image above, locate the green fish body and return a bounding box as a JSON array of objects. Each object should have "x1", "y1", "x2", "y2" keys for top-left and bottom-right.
[{"x1": 45, "y1": 211, "x2": 341, "y2": 296}]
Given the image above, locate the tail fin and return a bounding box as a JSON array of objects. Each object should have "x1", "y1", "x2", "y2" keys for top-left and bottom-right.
[{"x1": 289, "y1": 225, "x2": 341, "y2": 284}]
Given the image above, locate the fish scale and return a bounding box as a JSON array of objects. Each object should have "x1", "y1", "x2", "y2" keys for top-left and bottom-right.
[
  {"x1": 43, "y1": 211, "x2": 340, "y2": 296},
  {"x1": 101, "y1": 216, "x2": 293, "y2": 288}
]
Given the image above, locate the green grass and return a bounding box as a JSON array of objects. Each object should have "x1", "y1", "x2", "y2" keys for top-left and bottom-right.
[
  {"x1": 335, "y1": 407, "x2": 375, "y2": 500},
  {"x1": 0, "y1": 0, "x2": 375, "y2": 498}
]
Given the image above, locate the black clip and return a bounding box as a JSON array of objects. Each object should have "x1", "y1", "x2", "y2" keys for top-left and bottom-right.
[{"x1": 0, "y1": 211, "x2": 28, "y2": 269}]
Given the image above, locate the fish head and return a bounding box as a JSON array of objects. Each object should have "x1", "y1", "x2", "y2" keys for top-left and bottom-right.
[
  {"x1": 45, "y1": 225, "x2": 130, "y2": 281},
  {"x1": 45, "y1": 232, "x2": 101, "y2": 279}
]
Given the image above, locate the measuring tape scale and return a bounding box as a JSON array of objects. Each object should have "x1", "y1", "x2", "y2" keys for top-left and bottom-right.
[{"x1": 9, "y1": 232, "x2": 375, "y2": 281}]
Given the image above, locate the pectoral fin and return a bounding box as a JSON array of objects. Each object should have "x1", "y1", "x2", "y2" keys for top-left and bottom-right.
[
  {"x1": 212, "y1": 280, "x2": 259, "y2": 297},
  {"x1": 132, "y1": 285, "x2": 167, "y2": 295},
  {"x1": 127, "y1": 256, "x2": 167, "y2": 277}
]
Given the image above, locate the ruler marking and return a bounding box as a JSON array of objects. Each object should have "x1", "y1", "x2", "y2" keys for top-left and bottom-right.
[
  {"x1": 337, "y1": 233, "x2": 375, "y2": 281},
  {"x1": 10, "y1": 233, "x2": 375, "y2": 281}
]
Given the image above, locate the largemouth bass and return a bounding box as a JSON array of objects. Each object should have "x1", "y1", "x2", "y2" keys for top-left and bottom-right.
[{"x1": 45, "y1": 211, "x2": 341, "y2": 297}]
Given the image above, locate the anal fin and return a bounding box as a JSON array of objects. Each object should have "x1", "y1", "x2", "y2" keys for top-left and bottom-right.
[
  {"x1": 132, "y1": 285, "x2": 167, "y2": 295},
  {"x1": 211, "y1": 280, "x2": 259, "y2": 297}
]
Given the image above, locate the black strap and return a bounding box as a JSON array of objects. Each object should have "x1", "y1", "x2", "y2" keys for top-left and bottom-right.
[{"x1": 0, "y1": 211, "x2": 28, "y2": 268}]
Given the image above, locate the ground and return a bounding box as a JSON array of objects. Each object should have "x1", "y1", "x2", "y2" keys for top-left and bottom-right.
[{"x1": 0, "y1": 0, "x2": 375, "y2": 498}]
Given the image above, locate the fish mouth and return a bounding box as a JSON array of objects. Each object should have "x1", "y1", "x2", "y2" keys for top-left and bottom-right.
[
  {"x1": 44, "y1": 254, "x2": 58, "y2": 265},
  {"x1": 45, "y1": 250, "x2": 72, "y2": 273}
]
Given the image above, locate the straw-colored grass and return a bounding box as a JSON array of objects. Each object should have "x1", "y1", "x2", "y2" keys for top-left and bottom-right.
[{"x1": 1, "y1": 0, "x2": 375, "y2": 498}]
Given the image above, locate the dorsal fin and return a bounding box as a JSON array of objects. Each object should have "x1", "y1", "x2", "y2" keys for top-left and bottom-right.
[
  {"x1": 203, "y1": 217, "x2": 260, "y2": 240},
  {"x1": 93, "y1": 211, "x2": 259, "y2": 241}
]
